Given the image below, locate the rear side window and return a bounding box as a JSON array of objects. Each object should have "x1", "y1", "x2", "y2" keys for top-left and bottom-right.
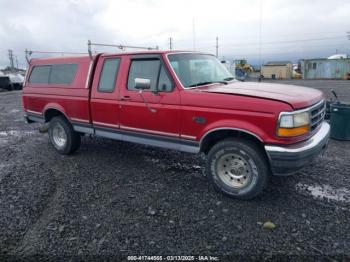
[
  {"x1": 29, "y1": 65, "x2": 51, "y2": 83},
  {"x1": 98, "y1": 58, "x2": 121, "y2": 92},
  {"x1": 127, "y1": 60, "x2": 160, "y2": 91},
  {"x1": 50, "y1": 64, "x2": 77, "y2": 84},
  {"x1": 28, "y1": 63, "x2": 78, "y2": 85}
]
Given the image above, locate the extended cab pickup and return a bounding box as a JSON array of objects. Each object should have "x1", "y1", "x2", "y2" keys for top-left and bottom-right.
[{"x1": 22, "y1": 51, "x2": 330, "y2": 199}]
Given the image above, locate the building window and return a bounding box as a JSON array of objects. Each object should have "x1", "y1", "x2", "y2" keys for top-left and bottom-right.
[
  {"x1": 312, "y1": 63, "x2": 317, "y2": 70},
  {"x1": 98, "y1": 58, "x2": 121, "y2": 92}
]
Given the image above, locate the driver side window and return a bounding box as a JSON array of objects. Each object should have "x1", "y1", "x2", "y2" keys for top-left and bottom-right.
[
  {"x1": 127, "y1": 60, "x2": 160, "y2": 91},
  {"x1": 127, "y1": 59, "x2": 173, "y2": 92}
]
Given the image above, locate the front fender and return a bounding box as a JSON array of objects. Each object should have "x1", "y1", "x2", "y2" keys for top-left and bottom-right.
[{"x1": 198, "y1": 119, "x2": 268, "y2": 143}]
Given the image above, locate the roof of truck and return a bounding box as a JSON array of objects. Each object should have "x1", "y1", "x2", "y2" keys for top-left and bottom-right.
[{"x1": 29, "y1": 50, "x2": 204, "y2": 64}]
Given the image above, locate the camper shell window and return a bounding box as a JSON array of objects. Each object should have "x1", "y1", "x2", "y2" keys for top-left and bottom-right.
[{"x1": 29, "y1": 64, "x2": 78, "y2": 85}]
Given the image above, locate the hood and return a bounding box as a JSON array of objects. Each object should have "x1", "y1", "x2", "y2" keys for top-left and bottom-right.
[{"x1": 197, "y1": 81, "x2": 324, "y2": 109}]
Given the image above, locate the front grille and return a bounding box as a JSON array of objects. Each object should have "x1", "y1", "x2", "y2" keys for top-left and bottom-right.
[{"x1": 310, "y1": 100, "x2": 326, "y2": 131}]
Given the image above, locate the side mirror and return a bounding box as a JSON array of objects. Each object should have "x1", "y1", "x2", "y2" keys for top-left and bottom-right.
[{"x1": 134, "y1": 78, "x2": 151, "y2": 90}]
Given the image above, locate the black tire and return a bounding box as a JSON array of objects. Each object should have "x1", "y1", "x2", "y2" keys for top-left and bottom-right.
[
  {"x1": 207, "y1": 138, "x2": 269, "y2": 199},
  {"x1": 48, "y1": 116, "x2": 81, "y2": 155}
]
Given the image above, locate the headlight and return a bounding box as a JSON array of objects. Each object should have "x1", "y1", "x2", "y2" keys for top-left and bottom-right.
[{"x1": 277, "y1": 111, "x2": 310, "y2": 137}]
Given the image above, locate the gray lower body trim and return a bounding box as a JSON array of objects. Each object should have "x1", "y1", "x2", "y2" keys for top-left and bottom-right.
[
  {"x1": 27, "y1": 112, "x2": 199, "y2": 153},
  {"x1": 95, "y1": 127, "x2": 200, "y2": 154},
  {"x1": 73, "y1": 125, "x2": 94, "y2": 134},
  {"x1": 26, "y1": 114, "x2": 45, "y2": 123},
  {"x1": 72, "y1": 122, "x2": 94, "y2": 134}
]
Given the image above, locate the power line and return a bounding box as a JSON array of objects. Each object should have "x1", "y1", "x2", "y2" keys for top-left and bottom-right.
[
  {"x1": 166, "y1": 29, "x2": 347, "y2": 44},
  {"x1": 220, "y1": 35, "x2": 346, "y2": 48},
  {"x1": 221, "y1": 47, "x2": 345, "y2": 58},
  {"x1": 207, "y1": 41, "x2": 349, "y2": 52},
  {"x1": 189, "y1": 37, "x2": 347, "y2": 51}
]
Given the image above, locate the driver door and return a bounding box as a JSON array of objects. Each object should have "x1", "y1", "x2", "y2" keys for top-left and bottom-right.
[{"x1": 119, "y1": 55, "x2": 180, "y2": 138}]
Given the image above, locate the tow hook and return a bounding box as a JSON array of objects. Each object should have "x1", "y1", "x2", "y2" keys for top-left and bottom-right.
[{"x1": 39, "y1": 123, "x2": 50, "y2": 133}]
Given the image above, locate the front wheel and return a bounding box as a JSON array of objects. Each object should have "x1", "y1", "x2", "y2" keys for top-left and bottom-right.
[
  {"x1": 207, "y1": 138, "x2": 269, "y2": 199},
  {"x1": 48, "y1": 116, "x2": 81, "y2": 155}
]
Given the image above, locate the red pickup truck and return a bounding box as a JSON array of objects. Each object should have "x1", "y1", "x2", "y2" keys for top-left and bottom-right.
[{"x1": 22, "y1": 51, "x2": 330, "y2": 199}]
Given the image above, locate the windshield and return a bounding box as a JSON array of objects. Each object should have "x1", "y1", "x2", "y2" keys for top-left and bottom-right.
[{"x1": 168, "y1": 53, "x2": 234, "y2": 88}]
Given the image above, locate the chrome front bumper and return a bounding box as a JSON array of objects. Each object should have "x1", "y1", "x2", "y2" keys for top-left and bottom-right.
[{"x1": 265, "y1": 122, "x2": 330, "y2": 175}]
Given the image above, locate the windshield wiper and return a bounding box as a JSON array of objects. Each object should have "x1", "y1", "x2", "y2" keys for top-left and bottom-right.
[
  {"x1": 223, "y1": 77, "x2": 235, "y2": 81},
  {"x1": 188, "y1": 81, "x2": 228, "y2": 87}
]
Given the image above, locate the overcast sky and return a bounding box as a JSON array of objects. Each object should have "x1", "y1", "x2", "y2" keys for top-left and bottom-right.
[{"x1": 0, "y1": 0, "x2": 349, "y2": 68}]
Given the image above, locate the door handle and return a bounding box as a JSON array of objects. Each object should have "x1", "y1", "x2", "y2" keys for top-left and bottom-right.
[{"x1": 121, "y1": 96, "x2": 131, "y2": 101}]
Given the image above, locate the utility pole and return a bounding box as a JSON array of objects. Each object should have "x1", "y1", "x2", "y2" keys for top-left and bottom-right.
[
  {"x1": 169, "y1": 37, "x2": 173, "y2": 50},
  {"x1": 347, "y1": 32, "x2": 350, "y2": 56},
  {"x1": 15, "y1": 56, "x2": 19, "y2": 69},
  {"x1": 216, "y1": 36, "x2": 219, "y2": 58},
  {"x1": 258, "y1": 0, "x2": 264, "y2": 82},
  {"x1": 8, "y1": 49, "x2": 14, "y2": 72},
  {"x1": 192, "y1": 18, "x2": 196, "y2": 50}
]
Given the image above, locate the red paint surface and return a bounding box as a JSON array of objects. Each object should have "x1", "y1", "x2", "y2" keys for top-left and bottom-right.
[{"x1": 23, "y1": 51, "x2": 325, "y2": 146}]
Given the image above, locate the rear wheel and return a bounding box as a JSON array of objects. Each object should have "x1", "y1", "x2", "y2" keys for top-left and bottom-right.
[
  {"x1": 207, "y1": 138, "x2": 269, "y2": 199},
  {"x1": 48, "y1": 116, "x2": 81, "y2": 155}
]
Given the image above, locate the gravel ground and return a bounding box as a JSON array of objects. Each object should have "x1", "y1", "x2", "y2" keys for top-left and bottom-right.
[{"x1": 0, "y1": 80, "x2": 350, "y2": 261}]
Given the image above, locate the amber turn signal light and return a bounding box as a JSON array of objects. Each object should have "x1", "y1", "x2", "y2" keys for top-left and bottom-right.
[{"x1": 277, "y1": 125, "x2": 310, "y2": 137}]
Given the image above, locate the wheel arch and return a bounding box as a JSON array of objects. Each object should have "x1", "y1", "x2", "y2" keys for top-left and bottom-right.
[
  {"x1": 200, "y1": 127, "x2": 265, "y2": 154},
  {"x1": 43, "y1": 105, "x2": 70, "y2": 123}
]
